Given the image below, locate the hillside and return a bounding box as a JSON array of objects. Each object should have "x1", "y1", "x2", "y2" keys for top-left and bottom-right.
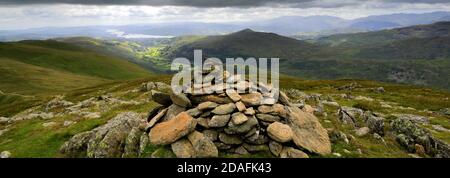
[
  {"x1": 0, "y1": 40, "x2": 151, "y2": 94},
  {"x1": 317, "y1": 21, "x2": 450, "y2": 47},
  {"x1": 168, "y1": 29, "x2": 319, "y2": 60}
]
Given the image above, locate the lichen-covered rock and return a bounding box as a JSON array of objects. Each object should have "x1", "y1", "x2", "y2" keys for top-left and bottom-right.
[
  {"x1": 123, "y1": 127, "x2": 144, "y2": 158},
  {"x1": 60, "y1": 112, "x2": 143, "y2": 158},
  {"x1": 391, "y1": 118, "x2": 450, "y2": 158}
]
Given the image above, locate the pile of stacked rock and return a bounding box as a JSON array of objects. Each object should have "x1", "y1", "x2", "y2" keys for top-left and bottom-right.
[{"x1": 143, "y1": 69, "x2": 331, "y2": 158}]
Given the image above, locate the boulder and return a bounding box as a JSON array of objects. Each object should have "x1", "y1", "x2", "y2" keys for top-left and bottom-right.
[
  {"x1": 286, "y1": 106, "x2": 331, "y2": 155},
  {"x1": 267, "y1": 122, "x2": 293, "y2": 143},
  {"x1": 60, "y1": 112, "x2": 143, "y2": 158},
  {"x1": 366, "y1": 115, "x2": 385, "y2": 136},
  {"x1": 149, "y1": 112, "x2": 197, "y2": 145}
]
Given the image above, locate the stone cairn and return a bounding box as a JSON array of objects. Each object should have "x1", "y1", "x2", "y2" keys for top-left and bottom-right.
[{"x1": 143, "y1": 69, "x2": 331, "y2": 158}]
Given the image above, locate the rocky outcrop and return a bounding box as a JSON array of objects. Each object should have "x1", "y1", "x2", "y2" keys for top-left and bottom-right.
[
  {"x1": 391, "y1": 118, "x2": 450, "y2": 158},
  {"x1": 60, "y1": 112, "x2": 148, "y2": 158}
]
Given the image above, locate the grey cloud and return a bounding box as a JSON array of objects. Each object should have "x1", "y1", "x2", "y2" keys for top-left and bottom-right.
[{"x1": 0, "y1": 0, "x2": 449, "y2": 8}]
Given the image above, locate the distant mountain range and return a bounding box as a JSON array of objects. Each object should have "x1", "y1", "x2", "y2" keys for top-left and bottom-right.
[
  {"x1": 1, "y1": 11, "x2": 450, "y2": 41},
  {"x1": 163, "y1": 22, "x2": 450, "y2": 89}
]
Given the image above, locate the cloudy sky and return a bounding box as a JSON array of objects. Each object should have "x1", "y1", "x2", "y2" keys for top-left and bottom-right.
[{"x1": 1, "y1": 0, "x2": 450, "y2": 30}]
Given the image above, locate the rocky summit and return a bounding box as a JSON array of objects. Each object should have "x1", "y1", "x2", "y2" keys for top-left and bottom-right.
[
  {"x1": 136, "y1": 70, "x2": 331, "y2": 158},
  {"x1": 54, "y1": 72, "x2": 450, "y2": 158}
]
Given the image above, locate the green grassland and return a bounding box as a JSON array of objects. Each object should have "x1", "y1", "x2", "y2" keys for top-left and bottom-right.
[{"x1": 0, "y1": 40, "x2": 151, "y2": 95}]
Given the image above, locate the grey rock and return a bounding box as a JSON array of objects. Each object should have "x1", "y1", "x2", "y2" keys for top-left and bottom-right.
[
  {"x1": 186, "y1": 108, "x2": 202, "y2": 117},
  {"x1": 146, "y1": 108, "x2": 168, "y2": 130},
  {"x1": 267, "y1": 122, "x2": 293, "y2": 143},
  {"x1": 0, "y1": 151, "x2": 11, "y2": 158},
  {"x1": 256, "y1": 114, "x2": 281, "y2": 123},
  {"x1": 162, "y1": 104, "x2": 185, "y2": 122},
  {"x1": 392, "y1": 114, "x2": 429, "y2": 124},
  {"x1": 202, "y1": 129, "x2": 219, "y2": 142},
  {"x1": 60, "y1": 112, "x2": 142, "y2": 158},
  {"x1": 150, "y1": 90, "x2": 172, "y2": 106},
  {"x1": 171, "y1": 138, "x2": 196, "y2": 158},
  {"x1": 231, "y1": 112, "x2": 248, "y2": 125},
  {"x1": 279, "y1": 147, "x2": 309, "y2": 158},
  {"x1": 196, "y1": 117, "x2": 210, "y2": 128},
  {"x1": 242, "y1": 143, "x2": 269, "y2": 152},
  {"x1": 286, "y1": 106, "x2": 331, "y2": 155},
  {"x1": 197, "y1": 101, "x2": 219, "y2": 110},
  {"x1": 211, "y1": 103, "x2": 236, "y2": 115},
  {"x1": 240, "y1": 93, "x2": 263, "y2": 106},
  {"x1": 215, "y1": 142, "x2": 233, "y2": 150},
  {"x1": 244, "y1": 107, "x2": 256, "y2": 115},
  {"x1": 235, "y1": 146, "x2": 249, "y2": 155},
  {"x1": 226, "y1": 91, "x2": 241, "y2": 102},
  {"x1": 170, "y1": 92, "x2": 191, "y2": 108},
  {"x1": 209, "y1": 114, "x2": 231, "y2": 127},
  {"x1": 188, "y1": 131, "x2": 219, "y2": 158},
  {"x1": 269, "y1": 141, "x2": 283, "y2": 157},
  {"x1": 123, "y1": 127, "x2": 143, "y2": 158},
  {"x1": 355, "y1": 127, "x2": 370, "y2": 137},
  {"x1": 224, "y1": 115, "x2": 258, "y2": 134},
  {"x1": 235, "y1": 101, "x2": 247, "y2": 112},
  {"x1": 218, "y1": 133, "x2": 243, "y2": 145},
  {"x1": 366, "y1": 115, "x2": 385, "y2": 136}
]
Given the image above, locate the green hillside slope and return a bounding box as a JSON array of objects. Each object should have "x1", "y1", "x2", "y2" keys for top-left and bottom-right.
[{"x1": 0, "y1": 40, "x2": 151, "y2": 94}]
